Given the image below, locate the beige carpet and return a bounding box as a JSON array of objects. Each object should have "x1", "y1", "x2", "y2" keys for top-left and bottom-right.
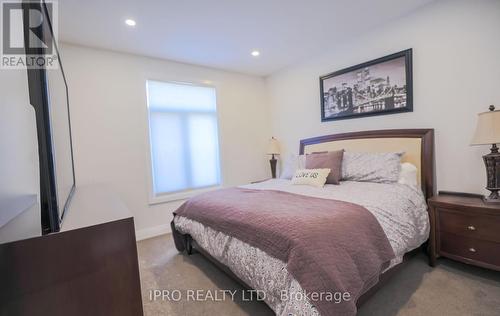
[{"x1": 137, "y1": 234, "x2": 500, "y2": 316}]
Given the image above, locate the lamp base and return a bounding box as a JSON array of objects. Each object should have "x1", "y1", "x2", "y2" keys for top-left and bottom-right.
[
  {"x1": 269, "y1": 158, "x2": 277, "y2": 179},
  {"x1": 483, "y1": 190, "x2": 500, "y2": 204},
  {"x1": 481, "y1": 144, "x2": 500, "y2": 204}
]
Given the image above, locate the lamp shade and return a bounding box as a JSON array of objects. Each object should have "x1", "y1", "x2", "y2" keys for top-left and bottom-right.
[
  {"x1": 267, "y1": 137, "x2": 280, "y2": 155},
  {"x1": 471, "y1": 106, "x2": 500, "y2": 146}
]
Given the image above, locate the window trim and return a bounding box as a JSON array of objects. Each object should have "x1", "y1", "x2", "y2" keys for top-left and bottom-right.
[
  {"x1": 148, "y1": 184, "x2": 222, "y2": 205},
  {"x1": 145, "y1": 79, "x2": 222, "y2": 205}
]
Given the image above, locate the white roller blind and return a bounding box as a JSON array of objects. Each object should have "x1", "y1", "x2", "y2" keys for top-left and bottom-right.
[{"x1": 147, "y1": 81, "x2": 221, "y2": 195}]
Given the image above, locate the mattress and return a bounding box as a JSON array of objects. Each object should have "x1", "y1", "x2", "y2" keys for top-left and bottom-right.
[{"x1": 173, "y1": 179, "x2": 429, "y2": 315}]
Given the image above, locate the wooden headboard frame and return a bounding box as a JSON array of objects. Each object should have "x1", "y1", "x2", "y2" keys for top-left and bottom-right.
[{"x1": 299, "y1": 129, "x2": 435, "y2": 200}]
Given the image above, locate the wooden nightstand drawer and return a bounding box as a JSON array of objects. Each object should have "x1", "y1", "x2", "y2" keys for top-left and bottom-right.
[
  {"x1": 428, "y1": 193, "x2": 500, "y2": 271},
  {"x1": 438, "y1": 208, "x2": 500, "y2": 243},
  {"x1": 440, "y1": 232, "x2": 500, "y2": 267}
]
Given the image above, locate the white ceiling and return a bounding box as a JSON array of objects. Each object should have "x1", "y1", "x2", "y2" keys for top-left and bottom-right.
[{"x1": 58, "y1": 0, "x2": 435, "y2": 76}]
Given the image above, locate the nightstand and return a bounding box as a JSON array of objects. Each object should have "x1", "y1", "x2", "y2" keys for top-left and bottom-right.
[
  {"x1": 428, "y1": 192, "x2": 500, "y2": 271},
  {"x1": 251, "y1": 178, "x2": 271, "y2": 184}
]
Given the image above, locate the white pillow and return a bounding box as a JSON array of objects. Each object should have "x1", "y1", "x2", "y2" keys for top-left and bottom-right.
[
  {"x1": 291, "y1": 169, "x2": 331, "y2": 187},
  {"x1": 398, "y1": 162, "x2": 418, "y2": 187},
  {"x1": 280, "y1": 154, "x2": 306, "y2": 179}
]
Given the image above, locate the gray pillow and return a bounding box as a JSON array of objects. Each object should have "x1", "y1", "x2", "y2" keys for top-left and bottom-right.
[
  {"x1": 280, "y1": 154, "x2": 306, "y2": 179},
  {"x1": 341, "y1": 152, "x2": 404, "y2": 183}
]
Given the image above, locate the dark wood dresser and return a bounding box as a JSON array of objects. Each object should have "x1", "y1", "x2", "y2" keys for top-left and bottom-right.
[
  {"x1": 428, "y1": 192, "x2": 500, "y2": 271},
  {"x1": 0, "y1": 186, "x2": 143, "y2": 316}
]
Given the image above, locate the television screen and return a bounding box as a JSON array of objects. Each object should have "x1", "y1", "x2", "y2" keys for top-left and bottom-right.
[
  {"x1": 46, "y1": 55, "x2": 75, "y2": 222},
  {"x1": 25, "y1": 0, "x2": 75, "y2": 233}
]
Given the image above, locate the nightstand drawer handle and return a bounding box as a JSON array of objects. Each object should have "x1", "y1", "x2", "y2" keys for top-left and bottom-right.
[
  {"x1": 467, "y1": 225, "x2": 476, "y2": 231},
  {"x1": 469, "y1": 248, "x2": 476, "y2": 253}
]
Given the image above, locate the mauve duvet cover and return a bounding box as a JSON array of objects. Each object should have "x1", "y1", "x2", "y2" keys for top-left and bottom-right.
[{"x1": 174, "y1": 187, "x2": 395, "y2": 316}]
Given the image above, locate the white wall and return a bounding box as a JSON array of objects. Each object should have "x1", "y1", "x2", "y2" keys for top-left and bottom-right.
[
  {"x1": 59, "y1": 44, "x2": 271, "y2": 238},
  {"x1": 266, "y1": 0, "x2": 500, "y2": 195}
]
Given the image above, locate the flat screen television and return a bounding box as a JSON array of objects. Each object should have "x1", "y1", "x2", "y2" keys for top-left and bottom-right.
[{"x1": 25, "y1": 0, "x2": 75, "y2": 233}]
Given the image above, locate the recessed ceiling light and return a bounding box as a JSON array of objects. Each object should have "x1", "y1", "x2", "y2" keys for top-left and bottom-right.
[
  {"x1": 125, "y1": 19, "x2": 136, "y2": 26},
  {"x1": 251, "y1": 50, "x2": 260, "y2": 57}
]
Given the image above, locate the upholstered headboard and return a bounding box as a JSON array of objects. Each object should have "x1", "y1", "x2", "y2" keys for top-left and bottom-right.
[{"x1": 299, "y1": 129, "x2": 435, "y2": 199}]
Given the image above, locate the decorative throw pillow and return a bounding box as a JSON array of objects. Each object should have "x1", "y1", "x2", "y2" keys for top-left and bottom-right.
[
  {"x1": 291, "y1": 169, "x2": 331, "y2": 187},
  {"x1": 342, "y1": 152, "x2": 404, "y2": 183},
  {"x1": 305, "y1": 150, "x2": 344, "y2": 184},
  {"x1": 280, "y1": 154, "x2": 306, "y2": 179},
  {"x1": 398, "y1": 162, "x2": 418, "y2": 187}
]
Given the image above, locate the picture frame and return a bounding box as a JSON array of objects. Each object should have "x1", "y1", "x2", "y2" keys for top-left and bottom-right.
[{"x1": 320, "y1": 49, "x2": 413, "y2": 122}]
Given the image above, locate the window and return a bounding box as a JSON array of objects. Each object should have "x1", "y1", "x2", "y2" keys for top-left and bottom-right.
[{"x1": 146, "y1": 81, "x2": 221, "y2": 199}]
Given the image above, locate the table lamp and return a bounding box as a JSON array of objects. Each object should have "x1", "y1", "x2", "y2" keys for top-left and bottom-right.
[
  {"x1": 471, "y1": 105, "x2": 500, "y2": 203},
  {"x1": 267, "y1": 137, "x2": 280, "y2": 178}
]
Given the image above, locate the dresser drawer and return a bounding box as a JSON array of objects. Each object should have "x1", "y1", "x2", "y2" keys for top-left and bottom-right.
[
  {"x1": 438, "y1": 208, "x2": 500, "y2": 243},
  {"x1": 440, "y1": 232, "x2": 500, "y2": 267}
]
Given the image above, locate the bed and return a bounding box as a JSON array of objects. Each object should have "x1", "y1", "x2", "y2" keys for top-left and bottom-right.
[{"x1": 171, "y1": 129, "x2": 435, "y2": 315}]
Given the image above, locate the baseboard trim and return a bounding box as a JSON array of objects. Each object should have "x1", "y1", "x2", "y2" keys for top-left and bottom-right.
[{"x1": 136, "y1": 223, "x2": 171, "y2": 241}]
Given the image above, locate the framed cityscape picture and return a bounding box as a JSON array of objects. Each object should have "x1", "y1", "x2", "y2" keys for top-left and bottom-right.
[{"x1": 320, "y1": 49, "x2": 413, "y2": 122}]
